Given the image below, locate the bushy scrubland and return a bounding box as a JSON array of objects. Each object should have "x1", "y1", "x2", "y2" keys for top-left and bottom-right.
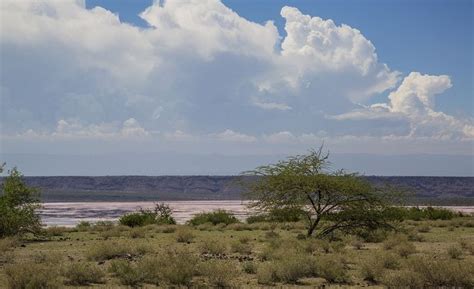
[{"x1": 1, "y1": 212, "x2": 473, "y2": 288}]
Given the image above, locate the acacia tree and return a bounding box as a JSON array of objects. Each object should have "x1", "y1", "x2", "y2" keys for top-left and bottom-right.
[
  {"x1": 0, "y1": 165, "x2": 42, "y2": 237},
  {"x1": 244, "y1": 147, "x2": 398, "y2": 237}
]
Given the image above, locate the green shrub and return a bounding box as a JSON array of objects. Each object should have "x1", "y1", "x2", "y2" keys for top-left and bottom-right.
[
  {"x1": 447, "y1": 244, "x2": 463, "y2": 259},
  {"x1": 417, "y1": 224, "x2": 431, "y2": 233},
  {"x1": 351, "y1": 238, "x2": 364, "y2": 250},
  {"x1": 392, "y1": 207, "x2": 458, "y2": 221},
  {"x1": 199, "y1": 260, "x2": 240, "y2": 287},
  {"x1": 383, "y1": 234, "x2": 408, "y2": 250},
  {"x1": 119, "y1": 203, "x2": 176, "y2": 227},
  {"x1": 257, "y1": 262, "x2": 276, "y2": 285},
  {"x1": 0, "y1": 167, "x2": 42, "y2": 237},
  {"x1": 156, "y1": 248, "x2": 198, "y2": 285},
  {"x1": 360, "y1": 257, "x2": 384, "y2": 283},
  {"x1": 199, "y1": 239, "x2": 228, "y2": 255},
  {"x1": 119, "y1": 212, "x2": 156, "y2": 227},
  {"x1": 112, "y1": 248, "x2": 198, "y2": 286},
  {"x1": 395, "y1": 241, "x2": 417, "y2": 258},
  {"x1": 315, "y1": 255, "x2": 349, "y2": 283},
  {"x1": 273, "y1": 255, "x2": 314, "y2": 283},
  {"x1": 382, "y1": 269, "x2": 425, "y2": 289},
  {"x1": 0, "y1": 237, "x2": 18, "y2": 253},
  {"x1": 242, "y1": 261, "x2": 257, "y2": 274},
  {"x1": 188, "y1": 210, "x2": 239, "y2": 226},
  {"x1": 359, "y1": 251, "x2": 399, "y2": 283},
  {"x1": 409, "y1": 257, "x2": 474, "y2": 287},
  {"x1": 99, "y1": 226, "x2": 123, "y2": 239},
  {"x1": 231, "y1": 241, "x2": 252, "y2": 255},
  {"x1": 175, "y1": 227, "x2": 195, "y2": 243},
  {"x1": 75, "y1": 221, "x2": 91, "y2": 231},
  {"x1": 246, "y1": 214, "x2": 268, "y2": 224},
  {"x1": 62, "y1": 262, "x2": 104, "y2": 285},
  {"x1": 358, "y1": 228, "x2": 389, "y2": 243},
  {"x1": 5, "y1": 262, "x2": 60, "y2": 289},
  {"x1": 109, "y1": 259, "x2": 146, "y2": 287},
  {"x1": 42, "y1": 226, "x2": 69, "y2": 237}
]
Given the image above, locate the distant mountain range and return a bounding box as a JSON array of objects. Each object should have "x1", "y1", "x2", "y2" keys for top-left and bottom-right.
[{"x1": 1, "y1": 176, "x2": 473, "y2": 205}]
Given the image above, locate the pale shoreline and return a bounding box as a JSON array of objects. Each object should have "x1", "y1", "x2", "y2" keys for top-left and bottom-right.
[{"x1": 38, "y1": 201, "x2": 474, "y2": 227}]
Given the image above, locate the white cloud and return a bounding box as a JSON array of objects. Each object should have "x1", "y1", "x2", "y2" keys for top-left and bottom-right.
[
  {"x1": 330, "y1": 72, "x2": 474, "y2": 139},
  {"x1": 10, "y1": 118, "x2": 150, "y2": 139},
  {"x1": 163, "y1": 130, "x2": 195, "y2": 142},
  {"x1": 252, "y1": 100, "x2": 292, "y2": 111},
  {"x1": 0, "y1": 0, "x2": 471, "y2": 156},
  {"x1": 120, "y1": 118, "x2": 150, "y2": 137},
  {"x1": 214, "y1": 129, "x2": 257, "y2": 143},
  {"x1": 263, "y1": 131, "x2": 297, "y2": 143}
]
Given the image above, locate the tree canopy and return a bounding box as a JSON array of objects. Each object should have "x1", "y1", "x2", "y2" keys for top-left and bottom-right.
[
  {"x1": 244, "y1": 147, "x2": 399, "y2": 237},
  {"x1": 0, "y1": 166, "x2": 42, "y2": 237}
]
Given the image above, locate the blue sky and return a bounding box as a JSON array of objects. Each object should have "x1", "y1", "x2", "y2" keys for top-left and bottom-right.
[{"x1": 1, "y1": 0, "x2": 473, "y2": 175}]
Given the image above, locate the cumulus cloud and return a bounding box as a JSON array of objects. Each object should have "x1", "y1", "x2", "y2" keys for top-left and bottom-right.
[
  {"x1": 331, "y1": 72, "x2": 474, "y2": 139},
  {"x1": 214, "y1": 129, "x2": 257, "y2": 143},
  {"x1": 10, "y1": 118, "x2": 150, "y2": 139},
  {"x1": 0, "y1": 0, "x2": 471, "y2": 155}
]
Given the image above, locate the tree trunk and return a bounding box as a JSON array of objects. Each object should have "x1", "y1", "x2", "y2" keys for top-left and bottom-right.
[{"x1": 307, "y1": 216, "x2": 320, "y2": 236}]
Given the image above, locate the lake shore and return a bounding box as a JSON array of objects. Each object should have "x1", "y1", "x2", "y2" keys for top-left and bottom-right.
[{"x1": 38, "y1": 200, "x2": 474, "y2": 227}]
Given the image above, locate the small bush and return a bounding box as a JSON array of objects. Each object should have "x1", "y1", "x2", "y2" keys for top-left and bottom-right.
[
  {"x1": 393, "y1": 206, "x2": 458, "y2": 221},
  {"x1": 360, "y1": 257, "x2": 384, "y2": 283},
  {"x1": 351, "y1": 238, "x2": 364, "y2": 250},
  {"x1": 417, "y1": 224, "x2": 431, "y2": 233},
  {"x1": 0, "y1": 237, "x2": 18, "y2": 253},
  {"x1": 188, "y1": 210, "x2": 239, "y2": 226},
  {"x1": 99, "y1": 227, "x2": 123, "y2": 239},
  {"x1": 199, "y1": 260, "x2": 239, "y2": 287},
  {"x1": 5, "y1": 262, "x2": 60, "y2": 289},
  {"x1": 408, "y1": 257, "x2": 474, "y2": 287},
  {"x1": 246, "y1": 214, "x2": 268, "y2": 224},
  {"x1": 109, "y1": 259, "x2": 146, "y2": 287},
  {"x1": 199, "y1": 239, "x2": 228, "y2": 255},
  {"x1": 62, "y1": 262, "x2": 104, "y2": 285},
  {"x1": 380, "y1": 252, "x2": 401, "y2": 269},
  {"x1": 447, "y1": 244, "x2": 463, "y2": 259},
  {"x1": 0, "y1": 167, "x2": 42, "y2": 237},
  {"x1": 43, "y1": 226, "x2": 69, "y2": 237},
  {"x1": 175, "y1": 227, "x2": 195, "y2": 243},
  {"x1": 315, "y1": 255, "x2": 349, "y2": 283},
  {"x1": 273, "y1": 255, "x2": 314, "y2": 283},
  {"x1": 76, "y1": 221, "x2": 91, "y2": 231},
  {"x1": 242, "y1": 261, "x2": 257, "y2": 274},
  {"x1": 395, "y1": 241, "x2": 417, "y2": 258},
  {"x1": 382, "y1": 269, "x2": 424, "y2": 289},
  {"x1": 257, "y1": 263, "x2": 276, "y2": 285},
  {"x1": 156, "y1": 248, "x2": 199, "y2": 285},
  {"x1": 119, "y1": 203, "x2": 176, "y2": 227},
  {"x1": 264, "y1": 230, "x2": 280, "y2": 239},
  {"x1": 383, "y1": 234, "x2": 408, "y2": 250},
  {"x1": 231, "y1": 241, "x2": 252, "y2": 255}
]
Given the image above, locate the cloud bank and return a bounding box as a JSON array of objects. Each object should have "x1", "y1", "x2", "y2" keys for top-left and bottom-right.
[{"x1": 0, "y1": 0, "x2": 472, "y2": 157}]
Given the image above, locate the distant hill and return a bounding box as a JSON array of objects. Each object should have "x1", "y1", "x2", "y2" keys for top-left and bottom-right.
[{"x1": 1, "y1": 176, "x2": 473, "y2": 205}]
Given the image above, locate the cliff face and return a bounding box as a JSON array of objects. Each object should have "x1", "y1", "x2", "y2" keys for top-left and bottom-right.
[{"x1": 0, "y1": 176, "x2": 473, "y2": 203}]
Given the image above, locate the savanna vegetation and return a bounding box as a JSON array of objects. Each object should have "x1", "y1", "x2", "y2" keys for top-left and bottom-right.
[{"x1": 1, "y1": 151, "x2": 473, "y2": 288}]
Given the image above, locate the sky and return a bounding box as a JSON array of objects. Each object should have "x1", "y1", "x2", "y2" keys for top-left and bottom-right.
[{"x1": 0, "y1": 0, "x2": 473, "y2": 176}]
